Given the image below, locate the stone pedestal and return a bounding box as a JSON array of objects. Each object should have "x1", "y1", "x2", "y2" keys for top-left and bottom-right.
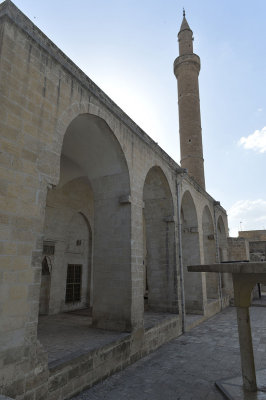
[
  {"x1": 188, "y1": 262, "x2": 266, "y2": 399},
  {"x1": 216, "y1": 369, "x2": 266, "y2": 400}
]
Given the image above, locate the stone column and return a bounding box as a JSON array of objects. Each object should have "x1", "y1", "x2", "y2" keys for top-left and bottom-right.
[
  {"x1": 236, "y1": 306, "x2": 257, "y2": 391},
  {"x1": 233, "y1": 274, "x2": 257, "y2": 391}
]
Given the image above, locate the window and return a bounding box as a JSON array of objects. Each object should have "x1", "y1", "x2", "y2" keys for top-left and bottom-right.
[
  {"x1": 65, "y1": 264, "x2": 82, "y2": 303},
  {"x1": 43, "y1": 242, "x2": 55, "y2": 256}
]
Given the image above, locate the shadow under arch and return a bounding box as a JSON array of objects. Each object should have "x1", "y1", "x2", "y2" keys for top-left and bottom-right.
[
  {"x1": 143, "y1": 166, "x2": 178, "y2": 313},
  {"x1": 202, "y1": 205, "x2": 219, "y2": 300},
  {"x1": 40, "y1": 113, "x2": 132, "y2": 332},
  {"x1": 60, "y1": 113, "x2": 130, "y2": 190},
  {"x1": 181, "y1": 190, "x2": 203, "y2": 314}
]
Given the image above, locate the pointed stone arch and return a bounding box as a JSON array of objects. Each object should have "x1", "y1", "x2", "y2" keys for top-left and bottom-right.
[
  {"x1": 217, "y1": 215, "x2": 233, "y2": 296},
  {"x1": 181, "y1": 190, "x2": 203, "y2": 314},
  {"x1": 217, "y1": 216, "x2": 228, "y2": 262},
  {"x1": 41, "y1": 101, "x2": 131, "y2": 188},
  {"x1": 143, "y1": 166, "x2": 178, "y2": 313},
  {"x1": 202, "y1": 205, "x2": 219, "y2": 300},
  {"x1": 40, "y1": 112, "x2": 132, "y2": 331}
]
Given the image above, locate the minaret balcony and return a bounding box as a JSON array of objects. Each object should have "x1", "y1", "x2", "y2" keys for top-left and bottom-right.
[{"x1": 174, "y1": 53, "x2": 201, "y2": 77}]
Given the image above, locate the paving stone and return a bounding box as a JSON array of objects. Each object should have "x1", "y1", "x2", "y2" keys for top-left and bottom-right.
[
  {"x1": 72, "y1": 306, "x2": 266, "y2": 400},
  {"x1": 38, "y1": 311, "x2": 178, "y2": 365}
]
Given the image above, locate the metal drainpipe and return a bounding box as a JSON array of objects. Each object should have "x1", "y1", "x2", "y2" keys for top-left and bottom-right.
[
  {"x1": 213, "y1": 201, "x2": 223, "y2": 309},
  {"x1": 176, "y1": 172, "x2": 186, "y2": 333}
]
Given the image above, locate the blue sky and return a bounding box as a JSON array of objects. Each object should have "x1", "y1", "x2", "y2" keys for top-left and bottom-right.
[{"x1": 5, "y1": 0, "x2": 266, "y2": 236}]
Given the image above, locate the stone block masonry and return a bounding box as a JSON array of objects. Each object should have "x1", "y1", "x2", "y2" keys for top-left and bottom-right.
[
  {"x1": 0, "y1": 1, "x2": 231, "y2": 399},
  {"x1": 227, "y1": 237, "x2": 249, "y2": 261},
  {"x1": 46, "y1": 315, "x2": 181, "y2": 400}
]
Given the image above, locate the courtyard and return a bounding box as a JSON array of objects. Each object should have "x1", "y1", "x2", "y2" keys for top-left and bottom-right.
[{"x1": 71, "y1": 306, "x2": 266, "y2": 400}]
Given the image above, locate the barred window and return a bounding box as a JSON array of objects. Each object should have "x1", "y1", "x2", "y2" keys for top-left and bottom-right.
[{"x1": 65, "y1": 264, "x2": 82, "y2": 303}]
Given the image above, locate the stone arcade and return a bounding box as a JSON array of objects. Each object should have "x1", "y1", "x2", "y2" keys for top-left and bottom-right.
[{"x1": 0, "y1": 3, "x2": 233, "y2": 399}]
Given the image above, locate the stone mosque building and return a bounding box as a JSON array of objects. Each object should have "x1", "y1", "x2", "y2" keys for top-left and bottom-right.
[{"x1": 0, "y1": 2, "x2": 240, "y2": 399}]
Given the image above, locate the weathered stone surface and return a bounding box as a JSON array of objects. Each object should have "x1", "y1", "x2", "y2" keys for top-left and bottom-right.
[
  {"x1": 0, "y1": 396, "x2": 15, "y2": 400},
  {"x1": 227, "y1": 237, "x2": 250, "y2": 261},
  {"x1": 188, "y1": 261, "x2": 266, "y2": 274},
  {"x1": 72, "y1": 307, "x2": 266, "y2": 400},
  {"x1": 0, "y1": 1, "x2": 232, "y2": 399}
]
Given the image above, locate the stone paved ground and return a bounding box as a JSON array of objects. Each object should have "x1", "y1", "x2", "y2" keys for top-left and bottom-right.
[
  {"x1": 72, "y1": 306, "x2": 266, "y2": 400},
  {"x1": 38, "y1": 310, "x2": 179, "y2": 365},
  {"x1": 38, "y1": 312, "x2": 127, "y2": 365}
]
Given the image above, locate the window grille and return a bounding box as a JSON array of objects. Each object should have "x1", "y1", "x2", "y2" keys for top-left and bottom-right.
[{"x1": 65, "y1": 264, "x2": 82, "y2": 303}]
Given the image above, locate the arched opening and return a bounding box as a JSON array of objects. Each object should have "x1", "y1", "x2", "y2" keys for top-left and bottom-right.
[
  {"x1": 217, "y1": 216, "x2": 232, "y2": 295},
  {"x1": 143, "y1": 167, "x2": 177, "y2": 313},
  {"x1": 39, "y1": 113, "x2": 131, "y2": 331},
  {"x1": 217, "y1": 216, "x2": 228, "y2": 262},
  {"x1": 202, "y1": 206, "x2": 219, "y2": 300},
  {"x1": 39, "y1": 178, "x2": 93, "y2": 315},
  {"x1": 181, "y1": 191, "x2": 203, "y2": 314}
]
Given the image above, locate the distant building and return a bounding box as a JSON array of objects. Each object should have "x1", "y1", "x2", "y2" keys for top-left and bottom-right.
[{"x1": 239, "y1": 230, "x2": 266, "y2": 262}]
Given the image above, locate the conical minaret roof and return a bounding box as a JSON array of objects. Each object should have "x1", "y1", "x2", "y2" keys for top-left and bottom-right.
[
  {"x1": 179, "y1": 16, "x2": 191, "y2": 32},
  {"x1": 179, "y1": 10, "x2": 192, "y2": 33}
]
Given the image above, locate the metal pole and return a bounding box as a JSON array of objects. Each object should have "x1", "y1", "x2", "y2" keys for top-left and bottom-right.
[
  {"x1": 213, "y1": 201, "x2": 223, "y2": 309},
  {"x1": 176, "y1": 177, "x2": 186, "y2": 333}
]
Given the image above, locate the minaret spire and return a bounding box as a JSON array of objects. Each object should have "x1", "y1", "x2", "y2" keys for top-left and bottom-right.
[{"x1": 173, "y1": 13, "x2": 206, "y2": 189}]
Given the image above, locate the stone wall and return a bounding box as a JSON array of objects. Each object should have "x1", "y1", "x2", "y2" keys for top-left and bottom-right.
[
  {"x1": 239, "y1": 230, "x2": 266, "y2": 241},
  {"x1": 238, "y1": 230, "x2": 266, "y2": 262},
  {"x1": 227, "y1": 237, "x2": 250, "y2": 261}
]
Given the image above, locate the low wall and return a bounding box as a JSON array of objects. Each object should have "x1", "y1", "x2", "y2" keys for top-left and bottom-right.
[{"x1": 47, "y1": 315, "x2": 182, "y2": 400}]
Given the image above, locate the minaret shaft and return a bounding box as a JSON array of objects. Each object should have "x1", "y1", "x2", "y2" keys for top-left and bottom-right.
[{"x1": 174, "y1": 16, "x2": 205, "y2": 189}]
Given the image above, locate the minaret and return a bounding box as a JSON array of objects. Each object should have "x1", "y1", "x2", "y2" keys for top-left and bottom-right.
[{"x1": 174, "y1": 10, "x2": 205, "y2": 189}]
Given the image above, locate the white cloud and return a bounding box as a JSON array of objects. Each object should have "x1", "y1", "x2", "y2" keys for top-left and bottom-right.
[
  {"x1": 228, "y1": 199, "x2": 266, "y2": 236},
  {"x1": 238, "y1": 127, "x2": 266, "y2": 153},
  {"x1": 258, "y1": 108, "x2": 263, "y2": 112}
]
